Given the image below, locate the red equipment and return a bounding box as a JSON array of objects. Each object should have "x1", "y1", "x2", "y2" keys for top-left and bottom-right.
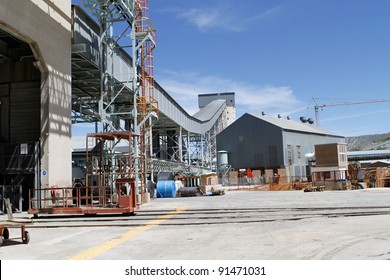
[{"x1": 28, "y1": 131, "x2": 138, "y2": 216}]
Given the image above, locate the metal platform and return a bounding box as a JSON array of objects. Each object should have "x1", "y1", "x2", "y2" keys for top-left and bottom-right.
[{"x1": 29, "y1": 132, "x2": 138, "y2": 216}]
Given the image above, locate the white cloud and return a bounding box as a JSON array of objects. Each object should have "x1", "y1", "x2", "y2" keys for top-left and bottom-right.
[
  {"x1": 157, "y1": 70, "x2": 301, "y2": 117},
  {"x1": 169, "y1": 3, "x2": 284, "y2": 32},
  {"x1": 177, "y1": 6, "x2": 242, "y2": 32}
]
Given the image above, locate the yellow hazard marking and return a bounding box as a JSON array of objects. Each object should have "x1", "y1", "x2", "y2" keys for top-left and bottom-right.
[{"x1": 68, "y1": 206, "x2": 188, "y2": 260}]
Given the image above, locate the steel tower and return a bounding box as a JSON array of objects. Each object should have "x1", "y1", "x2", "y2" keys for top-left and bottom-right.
[{"x1": 80, "y1": 0, "x2": 157, "y2": 199}]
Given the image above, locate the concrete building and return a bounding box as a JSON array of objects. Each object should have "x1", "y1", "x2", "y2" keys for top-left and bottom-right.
[
  {"x1": 0, "y1": 0, "x2": 72, "y2": 209},
  {"x1": 216, "y1": 113, "x2": 346, "y2": 182}
]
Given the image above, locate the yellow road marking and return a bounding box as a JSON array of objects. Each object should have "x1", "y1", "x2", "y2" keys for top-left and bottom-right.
[{"x1": 68, "y1": 206, "x2": 188, "y2": 260}]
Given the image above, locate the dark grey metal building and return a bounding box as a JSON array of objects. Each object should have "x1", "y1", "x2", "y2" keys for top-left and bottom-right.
[{"x1": 216, "y1": 113, "x2": 346, "y2": 181}]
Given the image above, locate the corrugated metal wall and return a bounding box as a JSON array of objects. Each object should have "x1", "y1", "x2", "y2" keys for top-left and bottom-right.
[
  {"x1": 0, "y1": 61, "x2": 40, "y2": 171},
  {"x1": 0, "y1": 61, "x2": 40, "y2": 142},
  {"x1": 0, "y1": 59, "x2": 40, "y2": 211},
  {"x1": 10, "y1": 81, "x2": 40, "y2": 142},
  {"x1": 0, "y1": 83, "x2": 10, "y2": 142},
  {"x1": 216, "y1": 113, "x2": 284, "y2": 169}
]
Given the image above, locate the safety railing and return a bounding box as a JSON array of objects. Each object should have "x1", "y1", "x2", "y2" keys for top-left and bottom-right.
[{"x1": 28, "y1": 185, "x2": 118, "y2": 211}]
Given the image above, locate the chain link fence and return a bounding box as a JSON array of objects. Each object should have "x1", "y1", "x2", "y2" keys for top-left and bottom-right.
[{"x1": 220, "y1": 175, "x2": 313, "y2": 191}]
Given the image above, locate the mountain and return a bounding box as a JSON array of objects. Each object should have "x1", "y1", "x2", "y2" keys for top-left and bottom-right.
[{"x1": 346, "y1": 132, "x2": 390, "y2": 151}]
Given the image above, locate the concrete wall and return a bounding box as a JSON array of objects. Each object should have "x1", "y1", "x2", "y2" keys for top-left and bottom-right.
[{"x1": 0, "y1": 0, "x2": 72, "y2": 188}]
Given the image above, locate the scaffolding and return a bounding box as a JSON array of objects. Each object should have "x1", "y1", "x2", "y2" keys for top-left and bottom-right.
[
  {"x1": 80, "y1": 0, "x2": 158, "y2": 200},
  {"x1": 70, "y1": 2, "x2": 231, "y2": 191},
  {"x1": 134, "y1": 0, "x2": 158, "y2": 197}
]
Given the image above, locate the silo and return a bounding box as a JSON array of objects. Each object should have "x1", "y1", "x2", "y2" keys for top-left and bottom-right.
[{"x1": 217, "y1": 150, "x2": 229, "y2": 168}]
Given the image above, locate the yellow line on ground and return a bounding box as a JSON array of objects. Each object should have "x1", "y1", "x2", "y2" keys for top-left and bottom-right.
[{"x1": 68, "y1": 206, "x2": 188, "y2": 260}]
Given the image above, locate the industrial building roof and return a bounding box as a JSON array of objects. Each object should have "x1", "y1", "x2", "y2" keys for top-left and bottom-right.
[
  {"x1": 198, "y1": 92, "x2": 235, "y2": 108},
  {"x1": 198, "y1": 92, "x2": 235, "y2": 97},
  {"x1": 252, "y1": 113, "x2": 344, "y2": 137},
  {"x1": 347, "y1": 150, "x2": 390, "y2": 161}
]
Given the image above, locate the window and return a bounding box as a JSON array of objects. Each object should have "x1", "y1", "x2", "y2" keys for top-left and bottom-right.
[
  {"x1": 287, "y1": 145, "x2": 292, "y2": 165},
  {"x1": 296, "y1": 145, "x2": 301, "y2": 159},
  {"x1": 339, "y1": 144, "x2": 347, "y2": 153},
  {"x1": 340, "y1": 153, "x2": 347, "y2": 164},
  {"x1": 338, "y1": 144, "x2": 348, "y2": 167}
]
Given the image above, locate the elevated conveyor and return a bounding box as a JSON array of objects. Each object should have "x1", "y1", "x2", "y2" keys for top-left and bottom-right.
[{"x1": 71, "y1": 5, "x2": 227, "y2": 172}]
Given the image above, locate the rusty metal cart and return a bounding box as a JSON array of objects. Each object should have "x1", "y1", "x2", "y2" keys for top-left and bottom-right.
[{"x1": 0, "y1": 222, "x2": 30, "y2": 246}]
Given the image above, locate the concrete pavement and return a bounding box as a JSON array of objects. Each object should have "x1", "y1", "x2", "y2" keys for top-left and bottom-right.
[{"x1": 1, "y1": 188, "x2": 390, "y2": 260}]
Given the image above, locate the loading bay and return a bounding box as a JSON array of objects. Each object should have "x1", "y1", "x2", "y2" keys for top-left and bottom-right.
[{"x1": 1, "y1": 188, "x2": 390, "y2": 260}]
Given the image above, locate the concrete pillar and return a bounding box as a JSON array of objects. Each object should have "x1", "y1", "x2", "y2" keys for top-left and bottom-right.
[{"x1": 0, "y1": 0, "x2": 72, "y2": 188}]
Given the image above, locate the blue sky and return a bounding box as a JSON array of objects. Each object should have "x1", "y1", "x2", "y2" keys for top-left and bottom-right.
[{"x1": 73, "y1": 0, "x2": 390, "y2": 137}]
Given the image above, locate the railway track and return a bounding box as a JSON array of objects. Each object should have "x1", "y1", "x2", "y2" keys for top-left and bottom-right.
[{"x1": 20, "y1": 206, "x2": 390, "y2": 228}]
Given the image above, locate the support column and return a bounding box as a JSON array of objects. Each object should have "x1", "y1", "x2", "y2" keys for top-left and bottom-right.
[
  {"x1": 201, "y1": 134, "x2": 204, "y2": 167},
  {"x1": 39, "y1": 63, "x2": 72, "y2": 189},
  {"x1": 178, "y1": 126, "x2": 183, "y2": 162},
  {"x1": 187, "y1": 131, "x2": 190, "y2": 165}
]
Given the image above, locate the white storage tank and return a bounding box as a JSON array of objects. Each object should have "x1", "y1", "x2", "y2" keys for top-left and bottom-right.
[{"x1": 217, "y1": 150, "x2": 228, "y2": 168}]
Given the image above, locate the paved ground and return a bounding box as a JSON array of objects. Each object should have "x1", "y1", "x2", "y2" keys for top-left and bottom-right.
[{"x1": 1, "y1": 188, "x2": 390, "y2": 260}]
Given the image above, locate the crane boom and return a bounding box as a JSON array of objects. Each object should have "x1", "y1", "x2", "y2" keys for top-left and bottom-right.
[{"x1": 308, "y1": 98, "x2": 390, "y2": 126}]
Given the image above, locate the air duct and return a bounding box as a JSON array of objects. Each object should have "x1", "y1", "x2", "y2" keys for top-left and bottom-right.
[{"x1": 299, "y1": 116, "x2": 308, "y2": 123}]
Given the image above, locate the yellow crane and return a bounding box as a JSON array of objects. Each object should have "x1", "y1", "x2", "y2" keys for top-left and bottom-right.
[{"x1": 307, "y1": 98, "x2": 390, "y2": 126}]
